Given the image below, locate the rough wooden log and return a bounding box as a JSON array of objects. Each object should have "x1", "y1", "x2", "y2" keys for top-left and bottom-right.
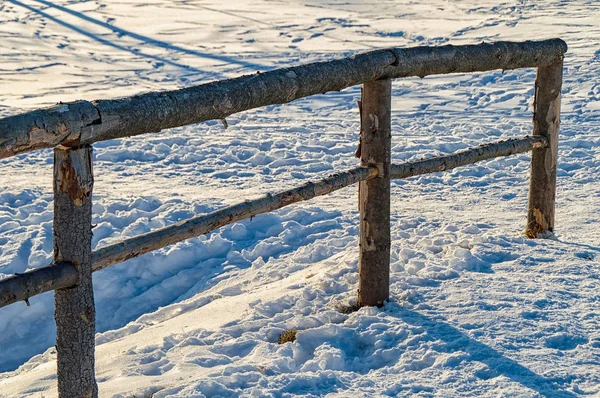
[
  {"x1": 53, "y1": 146, "x2": 98, "y2": 398},
  {"x1": 92, "y1": 166, "x2": 379, "y2": 271},
  {"x1": 0, "y1": 101, "x2": 100, "y2": 160},
  {"x1": 391, "y1": 136, "x2": 548, "y2": 179},
  {"x1": 0, "y1": 39, "x2": 566, "y2": 159},
  {"x1": 357, "y1": 80, "x2": 392, "y2": 308},
  {"x1": 0, "y1": 167, "x2": 376, "y2": 306},
  {"x1": 0, "y1": 262, "x2": 77, "y2": 308},
  {"x1": 526, "y1": 60, "x2": 563, "y2": 238}
]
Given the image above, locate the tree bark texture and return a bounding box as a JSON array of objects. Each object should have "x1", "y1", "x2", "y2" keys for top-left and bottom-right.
[
  {"x1": 0, "y1": 39, "x2": 566, "y2": 159},
  {"x1": 526, "y1": 61, "x2": 563, "y2": 238},
  {"x1": 358, "y1": 80, "x2": 392, "y2": 308},
  {"x1": 53, "y1": 146, "x2": 98, "y2": 398}
]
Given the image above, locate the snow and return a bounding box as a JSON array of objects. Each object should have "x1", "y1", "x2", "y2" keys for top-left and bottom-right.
[{"x1": 1, "y1": 0, "x2": 599, "y2": 396}]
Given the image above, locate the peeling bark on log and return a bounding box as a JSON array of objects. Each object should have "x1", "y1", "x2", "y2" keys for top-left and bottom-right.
[
  {"x1": 0, "y1": 39, "x2": 566, "y2": 159},
  {"x1": 92, "y1": 166, "x2": 379, "y2": 271},
  {"x1": 391, "y1": 136, "x2": 548, "y2": 179},
  {"x1": 357, "y1": 80, "x2": 391, "y2": 308},
  {"x1": 53, "y1": 146, "x2": 98, "y2": 398},
  {"x1": 0, "y1": 262, "x2": 77, "y2": 308},
  {"x1": 526, "y1": 60, "x2": 563, "y2": 238},
  {"x1": 0, "y1": 101, "x2": 100, "y2": 159}
]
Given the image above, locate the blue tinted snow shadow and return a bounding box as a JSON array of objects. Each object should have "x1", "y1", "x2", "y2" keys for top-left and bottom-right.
[
  {"x1": 390, "y1": 305, "x2": 577, "y2": 398},
  {"x1": 9, "y1": 0, "x2": 264, "y2": 77},
  {"x1": 33, "y1": 0, "x2": 265, "y2": 70},
  {"x1": 557, "y1": 240, "x2": 600, "y2": 261}
]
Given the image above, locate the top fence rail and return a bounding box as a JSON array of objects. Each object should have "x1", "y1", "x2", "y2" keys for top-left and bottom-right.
[{"x1": 0, "y1": 39, "x2": 566, "y2": 160}]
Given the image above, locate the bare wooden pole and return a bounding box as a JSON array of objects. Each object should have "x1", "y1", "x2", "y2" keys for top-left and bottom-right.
[
  {"x1": 391, "y1": 136, "x2": 547, "y2": 179},
  {"x1": 53, "y1": 146, "x2": 98, "y2": 398},
  {"x1": 0, "y1": 39, "x2": 566, "y2": 159},
  {"x1": 526, "y1": 59, "x2": 563, "y2": 238},
  {"x1": 0, "y1": 167, "x2": 377, "y2": 308},
  {"x1": 358, "y1": 79, "x2": 392, "y2": 307},
  {"x1": 92, "y1": 166, "x2": 378, "y2": 272},
  {"x1": 0, "y1": 262, "x2": 77, "y2": 308}
]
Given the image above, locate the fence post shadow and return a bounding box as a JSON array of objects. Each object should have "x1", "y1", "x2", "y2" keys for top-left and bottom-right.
[{"x1": 389, "y1": 304, "x2": 577, "y2": 398}]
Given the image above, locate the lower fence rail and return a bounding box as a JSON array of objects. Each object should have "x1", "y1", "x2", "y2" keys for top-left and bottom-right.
[{"x1": 0, "y1": 135, "x2": 547, "y2": 309}]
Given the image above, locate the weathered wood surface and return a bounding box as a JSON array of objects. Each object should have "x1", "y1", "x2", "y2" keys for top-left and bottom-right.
[
  {"x1": 92, "y1": 166, "x2": 379, "y2": 271},
  {"x1": 0, "y1": 262, "x2": 77, "y2": 308},
  {"x1": 526, "y1": 61, "x2": 563, "y2": 238},
  {"x1": 391, "y1": 136, "x2": 548, "y2": 179},
  {"x1": 53, "y1": 146, "x2": 98, "y2": 398},
  {"x1": 358, "y1": 80, "x2": 391, "y2": 308},
  {"x1": 0, "y1": 39, "x2": 566, "y2": 159}
]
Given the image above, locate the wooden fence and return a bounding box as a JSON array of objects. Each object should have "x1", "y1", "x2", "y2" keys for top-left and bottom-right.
[{"x1": 0, "y1": 39, "x2": 566, "y2": 397}]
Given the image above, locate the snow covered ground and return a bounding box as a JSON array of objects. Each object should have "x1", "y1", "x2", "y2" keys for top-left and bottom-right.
[{"x1": 0, "y1": 0, "x2": 599, "y2": 396}]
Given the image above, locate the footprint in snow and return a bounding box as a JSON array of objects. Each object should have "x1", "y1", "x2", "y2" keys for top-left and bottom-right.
[{"x1": 545, "y1": 334, "x2": 588, "y2": 351}]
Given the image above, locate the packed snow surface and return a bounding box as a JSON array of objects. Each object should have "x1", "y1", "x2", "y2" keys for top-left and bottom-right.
[{"x1": 0, "y1": 0, "x2": 599, "y2": 396}]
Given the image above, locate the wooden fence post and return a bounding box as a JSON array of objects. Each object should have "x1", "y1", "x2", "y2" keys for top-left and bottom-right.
[
  {"x1": 526, "y1": 59, "x2": 563, "y2": 238},
  {"x1": 53, "y1": 145, "x2": 98, "y2": 398},
  {"x1": 358, "y1": 79, "x2": 392, "y2": 307}
]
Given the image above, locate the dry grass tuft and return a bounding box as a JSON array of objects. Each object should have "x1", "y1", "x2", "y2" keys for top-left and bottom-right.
[{"x1": 278, "y1": 329, "x2": 297, "y2": 344}]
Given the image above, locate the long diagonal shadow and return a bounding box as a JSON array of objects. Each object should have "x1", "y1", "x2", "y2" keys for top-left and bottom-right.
[
  {"x1": 9, "y1": 0, "x2": 205, "y2": 74},
  {"x1": 9, "y1": 0, "x2": 263, "y2": 76},
  {"x1": 33, "y1": 0, "x2": 265, "y2": 70},
  {"x1": 557, "y1": 239, "x2": 600, "y2": 254},
  {"x1": 391, "y1": 306, "x2": 577, "y2": 398}
]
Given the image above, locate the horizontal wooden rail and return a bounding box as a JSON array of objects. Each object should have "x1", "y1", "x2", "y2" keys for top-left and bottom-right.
[
  {"x1": 0, "y1": 39, "x2": 566, "y2": 159},
  {"x1": 92, "y1": 166, "x2": 378, "y2": 271},
  {"x1": 391, "y1": 136, "x2": 547, "y2": 179},
  {"x1": 0, "y1": 166, "x2": 377, "y2": 308},
  {"x1": 0, "y1": 135, "x2": 548, "y2": 309},
  {"x1": 0, "y1": 262, "x2": 77, "y2": 308}
]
